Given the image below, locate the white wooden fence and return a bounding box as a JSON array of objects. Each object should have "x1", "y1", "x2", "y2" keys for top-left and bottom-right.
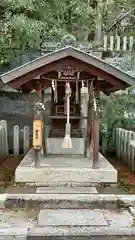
[
  {"x1": 13, "y1": 125, "x2": 30, "y2": 156},
  {"x1": 0, "y1": 120, "x2": 30, "y2": 159},
  {"x1": 103, "y1": 35, "x2": 134, "y2": 52},
  {"x1": 116, "y1": 128, "x2": 135, "y2": 171},
  {"x1": 0, "y1": 120, "x2": 8, "y2": 160}
]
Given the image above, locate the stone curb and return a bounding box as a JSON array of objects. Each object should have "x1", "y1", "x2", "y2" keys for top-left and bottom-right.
[
  {"x1": 1, "y1": 194, "x2": 135, "y2": 209},
  {"x1": 117, "y1": 195, "x2": 135, "y2": 208},
  {"x1": 0, "y1": 228, "x2": 28, "y2": 239},
  {"x1": 0, "y1": 226, "x2": 135, "y2": 238},
  {"x1": 26, "y1": 182, "x2": 100, "y2": 187},
  {"x1": 3, "y1": 194, "x2": 118, "y2": 209},
  {"x1": 23, "y1": 226, "x2": 135, "y2": 237}
]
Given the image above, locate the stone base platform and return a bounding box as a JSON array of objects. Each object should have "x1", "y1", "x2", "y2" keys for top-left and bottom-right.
[{"x1": 15, "y1": 149, "x2": 117, "y2": 184}]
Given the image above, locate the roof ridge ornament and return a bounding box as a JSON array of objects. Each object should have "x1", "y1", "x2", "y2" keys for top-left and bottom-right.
[{"x1": 60, "y1": 34, "x2": 77, "y2": 48}]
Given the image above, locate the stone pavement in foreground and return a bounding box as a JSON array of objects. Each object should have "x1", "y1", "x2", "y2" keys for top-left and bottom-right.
[{"x1": 0, "y1": 188, "x2": 134, "y2": 239}]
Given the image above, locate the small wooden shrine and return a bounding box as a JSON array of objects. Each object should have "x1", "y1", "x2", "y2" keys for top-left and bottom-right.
[{"x1": 1, "y1": 35, "x2": 135, "y2": 168}]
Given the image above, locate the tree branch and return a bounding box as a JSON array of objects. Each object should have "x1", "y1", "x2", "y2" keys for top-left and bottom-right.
[{"x1": 106, "y1": 7, "x2": 135, "y2": 34}]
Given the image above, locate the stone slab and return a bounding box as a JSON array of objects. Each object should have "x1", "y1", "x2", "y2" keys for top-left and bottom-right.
[
  {"x1": 36, "y1": 153, "x2": 114, "y2": 168},
  {"x1": 4, "y1": 194, "x2": 117, "y2": 209},
  {"x1": 38, "y1": 209, "x2": 108, "y2": 226},
  {"x1": 36, "y1": 186, "x2": 98, "y2": 194}
]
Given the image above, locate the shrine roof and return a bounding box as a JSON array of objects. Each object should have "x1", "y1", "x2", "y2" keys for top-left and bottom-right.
[{"x1": 0, "y1": 46, "x2": 135, "y2": 94}]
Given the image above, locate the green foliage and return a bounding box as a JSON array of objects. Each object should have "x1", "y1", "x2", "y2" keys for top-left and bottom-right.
[
  {"x1": 0, "y1": 0, "x2": 96, "y2": 66},
  {"x1": 0, "y1": 0, "x2": 135, "y2": 67},
  {"x1": 100, "y1": 91, "x2": 135, "y2": 154},
  {"x1": 0, "y1": 0, "x2": 135, "y2": 69}
]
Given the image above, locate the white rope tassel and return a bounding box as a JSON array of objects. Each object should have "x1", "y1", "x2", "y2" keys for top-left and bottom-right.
[
  {"x1": 61, "y1": 82, "x2": 72, "y2": 149},
  {"x1": 81, "y1": 80, "x2": 85, "y2": 94},
  {"x1": 52, "y1": 80, "x2": 55, "y2": 102}
]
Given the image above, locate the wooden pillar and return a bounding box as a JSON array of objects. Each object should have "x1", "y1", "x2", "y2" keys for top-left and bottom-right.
[
  {"x1": 78, "y1": 81, "x2": 81, "y2": 115},
  {"x1": 51, "y1": 86, "x2": 54, "y2": 115},
  {"x1": 88, "y1": 100, "x2": 93, "y2": 147},
  {"x1": 92, "y1": 117, "x2": 100, "y2": 168},
  {"x1": 95, "y1": 0, "x2": 103, "y2": 46},
  {"x1": 84, "y1": 82, "x2": 91, "y2": 157},
  {"x1": 41, "y1": 90, "x2": 46, "y2": 155},
  {"x1": 92, "y1": 87, "x2": 100, "y2": 169},
  {"x1": 34, "y1": 83, "x2": 43, "y2": 168}
]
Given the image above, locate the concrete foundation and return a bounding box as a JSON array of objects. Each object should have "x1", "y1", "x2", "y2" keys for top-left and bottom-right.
[
  {"x1": 15, "y1": 149, "x2": 117, "y2": 184},
  {"x1": 46, "y1": 138, "x2": 85, "y2": 154}
]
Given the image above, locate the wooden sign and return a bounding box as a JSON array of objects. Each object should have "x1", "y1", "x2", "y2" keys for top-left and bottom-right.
[{"x1": 33, "y1": 120, "x2": 43, "y2": 150}]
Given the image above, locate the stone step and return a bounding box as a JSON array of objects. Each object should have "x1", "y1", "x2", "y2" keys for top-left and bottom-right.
[
  {"x1": 36, "y1": 186, "x2": 98, "y2": 194},
  {"x1": 4, "y1": 194, "x2": 117, "y2": 209},
  {"x1": 0, "y1": 198, "x2": 135, "y2": 238},
  {"x1": 27, "y1": 227, "x2": 135, "y2": 239},
  {"x1": 1, "y1": 227, "x2": 135, "y2": 239}
]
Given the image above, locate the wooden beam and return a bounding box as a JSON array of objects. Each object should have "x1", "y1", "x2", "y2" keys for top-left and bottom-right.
[{"x1": 48, "y1": 115, "x2": 87, "y2": 119}]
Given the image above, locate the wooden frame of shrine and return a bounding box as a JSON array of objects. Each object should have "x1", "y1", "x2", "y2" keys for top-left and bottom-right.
[{"x1": 1, "y1": 46, "x2": 135, "y2": 168}]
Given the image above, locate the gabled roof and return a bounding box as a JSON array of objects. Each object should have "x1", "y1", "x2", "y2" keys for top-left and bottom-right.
[{"x1": 0, "y1": 46, "x2": 135, "y2": 93}]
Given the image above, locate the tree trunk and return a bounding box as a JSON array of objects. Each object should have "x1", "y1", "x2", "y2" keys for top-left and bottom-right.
[{"x1": 95, "y1": 0, "x2": 103, "y2": 45}]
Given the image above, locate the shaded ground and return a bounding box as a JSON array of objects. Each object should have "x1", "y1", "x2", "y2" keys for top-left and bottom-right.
[
  {"x1": 98, "y1": 156, "x2": 135, "y2": 194},
  {"x1": 0, "y1": 154, "x2": 134, "y2": 194},
  {"x1": 0, "y1": 155, "x2": 35, "y2": 193}
]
